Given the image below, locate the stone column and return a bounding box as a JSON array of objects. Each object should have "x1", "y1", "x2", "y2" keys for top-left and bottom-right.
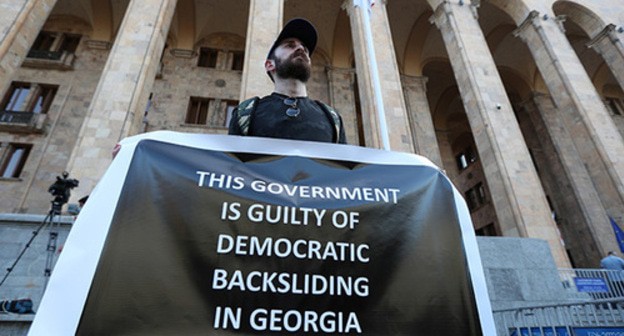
[
  {"x1": 239, "y1": 0, "x2": 282, "y2": 101},
  {"x1": 525, "y1": 94, "x2": 614, "y2": 266},
  {"x1": 588, "y1": 24, "x2": 624, "y2": 93},
  {"x1": 401, "y1": 75, "x2": 442, "y2": 166},
  {"x1": 437, "y1": 132, "x2": 458, "y2": 181},
  {"x1": 0, "y1": 0, "x2": 57, "y2": 98},
  {"x1": 327, "y1": 67, "x2": 359, "y2": 145},
  {"x1": 431, "y1": 1, "x2": 570, "y2": 267},
  {"x1": 66, "y1": 0, "x2": 177, "y2": 199},
  {"x1": 344, "y1": 0, "x2": 414, "y2": 152},
  {"x1": 514, "y1": 11, "x2": 624, "y2": 227}
]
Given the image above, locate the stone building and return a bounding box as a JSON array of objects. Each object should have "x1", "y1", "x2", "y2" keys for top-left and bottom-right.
[{"x1": 1, "y1": 0, "x2": 624, "y2": 312}]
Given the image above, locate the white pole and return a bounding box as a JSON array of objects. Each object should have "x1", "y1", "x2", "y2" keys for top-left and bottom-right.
[{"x1": 354, "y1": 0, "x2": 391, "y2": 151}]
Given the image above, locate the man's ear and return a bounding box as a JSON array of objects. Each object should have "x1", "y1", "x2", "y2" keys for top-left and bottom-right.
[{"x1": 265, "y1": 59, "x2": 275, "y2": 72}]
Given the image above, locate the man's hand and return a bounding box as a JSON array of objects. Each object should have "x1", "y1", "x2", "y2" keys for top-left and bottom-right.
[{"x1": 112, "y1": 144, "x2": 121, "y2": 159}]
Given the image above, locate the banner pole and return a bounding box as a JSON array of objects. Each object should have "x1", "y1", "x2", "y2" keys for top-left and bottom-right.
[{"x1": 354, "y1": 0, "x2": 391, "y2": 151}]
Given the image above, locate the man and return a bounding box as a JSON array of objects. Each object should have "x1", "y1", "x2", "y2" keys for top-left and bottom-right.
[
  {"x1": 600, "y1": 251, "x2": 624, "y2": 298},
  {"x1": 601, "y1": 251, "x2": 624, "y2": 270},
  {"x1": 229, "y1": 18, "x2": 347, "y2": 144}
]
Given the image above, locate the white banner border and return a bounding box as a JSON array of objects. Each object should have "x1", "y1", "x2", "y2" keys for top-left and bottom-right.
[{"x1": 29, "y1": 131, "x2": 495, "y2": 335}]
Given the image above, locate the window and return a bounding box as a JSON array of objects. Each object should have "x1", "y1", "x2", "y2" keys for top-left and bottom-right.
[
  {"x1": 28, "y1": 31, "x2": 81, "y2": 60},
  {"x1": 2, "y1": 83, "x2": 31, "y2": 112},
  {"x1": 456, "y1": 146, "x2": 477, "y2": 171},
  {"x1": 198, "y1": 47, "x2": 245, "y2": 71},
  {"x1": 198, "y1": 48, "x2": 219, "y2": 68},
  {"x1": 32, "y1": 86, "x2": 57, "y2": 113},
  {"x1": 58, "y1": 34, "x2": 81, "y2": 53},
  {"x1": 0, "y1": 83, "x2": 56, "y2": 127},
  {"x1": 232, "y1": 51, "x2": 244, "y2": 71},
  {"x1": 186, "y1": 97, "x2": 210, "y2": 124},
  {"x1": 464, "y1": 183, "x2": 487, "y2": 212},
  {"x1": 1, "y1": 82, "x2": 57, "y2": 114},
  {"x1": 1, "y1": 143, "x2": 32, "y2": 178},
  {"x1": 31, "y1": 31, "x2": 57, "y2": 52},
  {"x1": 185, "y1": 98, "x2": 239, "y2": 127},
  {"x1": 475, "y1": 223, "x2": 497, "y2": 237},
  {"x1": 605, "y1": 97, "x2": 624, "y2": 116}
]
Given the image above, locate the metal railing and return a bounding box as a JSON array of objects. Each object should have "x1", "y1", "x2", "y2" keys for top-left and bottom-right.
[
  {"x1": 559, "y1": 268, "x2": 624, "y2": 300},
  {"x1": 0, "y1": 111, "x2": 35, "y2": 124},
  {"x1": 26, "y1": 49, "x2": 63, "y2": 60},
  {"x1": 23, "y1": 50, "x2": 75, "y2": 70},
  {"x1": 493, "y1": 299, "x2": 624, "y2": 335}
]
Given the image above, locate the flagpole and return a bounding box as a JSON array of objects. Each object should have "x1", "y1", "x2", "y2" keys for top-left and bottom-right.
[{"x1": 354, "y1": 0, "x2": 391, "y2": 151}]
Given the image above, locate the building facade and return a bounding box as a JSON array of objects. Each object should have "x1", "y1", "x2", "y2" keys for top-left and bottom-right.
[{"x1": 1, "y1": 0, "x2": 624, "y2": 287}]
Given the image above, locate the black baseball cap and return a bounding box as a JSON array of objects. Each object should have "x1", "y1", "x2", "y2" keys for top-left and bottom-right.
[
  {"x1": 268, "y1": 18, "x2": 318, "y2": 58},
  {"x1": 266, "y1": 18, "x2": 317, "y2": 81}
]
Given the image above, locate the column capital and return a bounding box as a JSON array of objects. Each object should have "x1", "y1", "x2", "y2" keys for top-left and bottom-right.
[
  {"x1": 455, "y1": 0, "x2": 481, "y2": 19},
  {"x1": 588, "y1": 24, "x2": 620, "y2": 49},
  {"x1": 342, "y1": 0, "x2": 388, "y2": 15},
  {"x1": 586, "y1": 23, "x2": 624, "y2": 91},
  {"x1": 555, "y1": 15, "x2": 567, "y2": 34},
  {"x1": 430, "y1": 1, "x2": 452, "y2": 28},
  {"x1": 430, "y1": 0, "x2": 479, "y2": 28},
  {"x1": 470, "y1": 0, "x2": 480, "y2": 19},
  {"x1": 512, "y1": 10, "x2": 541, "y2": 41},
  {"x1": 341, "y1": 0, "x2": 352, "y2": 15},
  {"x1": 513, "y1": 11, "x2": 566, "y2": 40},
  {"x1": 343, "y1": 0, "x2": 388, "y2": 8}
]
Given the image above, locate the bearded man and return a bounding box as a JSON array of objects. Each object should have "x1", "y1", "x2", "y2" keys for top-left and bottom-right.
[{"x1": 228, "y1": 18, "x2": 347, "y2": 144}]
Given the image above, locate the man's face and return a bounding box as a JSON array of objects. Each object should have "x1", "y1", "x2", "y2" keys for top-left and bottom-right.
[{"x1": 270, "y1": 38, "x2": 311, "y2": 82}]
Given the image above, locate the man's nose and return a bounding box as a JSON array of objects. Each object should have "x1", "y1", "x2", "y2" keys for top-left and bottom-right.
[{"x1": 294, "y1": 43, "x2": 307, "y2": 53}]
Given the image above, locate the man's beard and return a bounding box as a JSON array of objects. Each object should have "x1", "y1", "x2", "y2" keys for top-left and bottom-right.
[{"x1": 274, "y1": 53, "x2": 311, "y2": 82}]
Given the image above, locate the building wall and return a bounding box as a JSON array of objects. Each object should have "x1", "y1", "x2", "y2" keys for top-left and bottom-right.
[
  {"x1": 147, "y1": 46, "x2": 242, "y2": 134},
  {"x1": 0, "y1": 18, "x2": 107, "y2": 214}
]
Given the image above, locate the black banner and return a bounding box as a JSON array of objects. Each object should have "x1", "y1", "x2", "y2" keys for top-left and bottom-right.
[{"x1": 70, "y1": 139, "x2": 482, "y2": 335}]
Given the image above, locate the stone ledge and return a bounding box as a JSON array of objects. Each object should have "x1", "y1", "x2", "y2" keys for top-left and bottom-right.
[
  {"x1": 0, "y1": 213, "x2": 74, "y2": 225},
  {"x1": 0, "y1": 313, "x2": 34, "y2": 322}
]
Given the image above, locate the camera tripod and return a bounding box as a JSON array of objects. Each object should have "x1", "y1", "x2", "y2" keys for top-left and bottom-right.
[{"x1": 0, "y1": 200, "x2": 64, "y2": 291}]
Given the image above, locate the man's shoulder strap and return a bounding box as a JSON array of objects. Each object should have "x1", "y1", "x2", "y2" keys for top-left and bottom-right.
[
  {"x1": 315, "y1": 100, "x2": 342, "y2": 143},
  {"x1": 235, "y1": 96, "x2": 259, "y2": 136}
]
